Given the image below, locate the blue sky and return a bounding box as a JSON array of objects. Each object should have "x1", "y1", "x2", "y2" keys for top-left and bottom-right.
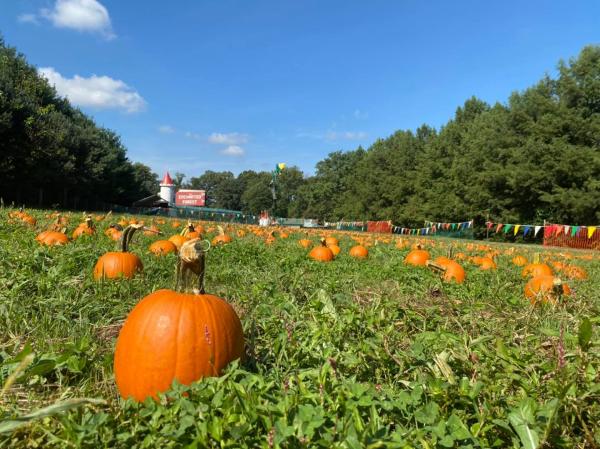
[{"x1": 2, "y1": 1, "x2": 599, "y2": 177}]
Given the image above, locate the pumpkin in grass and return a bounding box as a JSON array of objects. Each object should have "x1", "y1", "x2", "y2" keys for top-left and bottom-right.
[
  {"x1": 404, "y1": 247, "x2": 430, "y2": 266},
  {"x1": 478, "y1": 257, "x2": 497, "y2": 270},
  {"x1": 114, "y1": 239, "x2": 244, "y2": 402},
  {"x1": 564, "y1": 265, "x2": 588, "y2": 280},
  {"x1": 522, "y1": 262, "x2": 553, "y2": 279},
  {"x1": 144, "y1": 225, "x2": 160, "y2": 236},
  {"x1": 309, "y1": 239, "x2": 334, "y2": 262},
  {"x1": 94, "y1": 225, "x2": 143, "y2": 280},
  {"x1": 325, "y1": 236, "x2": 339, "y2": 247},
  {"x1": 73, "y1": 217, "x2": 95, "y2": 239},
  {"x1": 182, "y1": 221, "x2": 202, "y2": 239},
  {"x1": 211, "y1": 226, "x2": 232, "y2": 246},
  {"x1": 169, "y1": 234, "x2": 188, "y2": 250},
  {"x1": 331, "y1": 245, "x2": 342, "y2": 257},
  {"x1": 37, "y1": 230, "x2": 69, "y2": 246},
  {"x1": 512, "y1": 255, "x2": 528, "y2": 266},
  {"x1": 299, "y1": 239, "x2": 312, "y2": 248},
  {"x1": 524, "y1": 275, "x2": 571, "y2": 304},
  {"x1": 149, "y1": 240, "x2": 177, "y2": 256},
  {"x1": 427, "y1": 260, "x2": 465, "y2": 284},
  {"x1": 349, "y1": 245, "x2": 369, "y2": 259}
]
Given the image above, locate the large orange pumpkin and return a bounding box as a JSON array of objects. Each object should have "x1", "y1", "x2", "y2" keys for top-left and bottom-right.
[
  {"x1": 404, "y1": 248, "x2": 430, "y2": 266},
  {"x1": 309, "y1": 239, "x2": 334, "y2": 262},
  {"x1": 94, "y1": 226, "x2": 143, "y2": 280},
  {"x1": 349, "y1": 245, "x2": 369, "y2": 259},
  {"x1": 114, "y1": 238, "x2": 244, "y2": 402}
]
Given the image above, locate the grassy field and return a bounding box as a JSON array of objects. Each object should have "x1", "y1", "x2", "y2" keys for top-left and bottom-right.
[{"x1": 1, "y1": 209, "x2": 599, "y2": 448}]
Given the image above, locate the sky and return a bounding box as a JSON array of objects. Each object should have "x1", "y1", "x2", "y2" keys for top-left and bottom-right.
[{"x1": 1, "y1": 1, "x2": 600, "y2": 178}]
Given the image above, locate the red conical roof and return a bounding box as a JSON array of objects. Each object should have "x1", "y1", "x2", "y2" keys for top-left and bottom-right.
[{"x1": 161, "y1": 172, "x2": 174, "y2": 185}]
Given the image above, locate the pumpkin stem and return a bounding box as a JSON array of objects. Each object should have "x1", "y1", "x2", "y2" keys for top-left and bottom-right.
[
  {"x1": 120, "y1": 224, "x2": 143, "y2": 252},
  {"x1": 176, "y1": 239, "x2": 211, "y2": 294},
  {"x1": 426, "y1": 261, "x2": 447, "y2": 274},
  {"x1": 320, "y1": 238, "x2": 327, "y2": 246}
]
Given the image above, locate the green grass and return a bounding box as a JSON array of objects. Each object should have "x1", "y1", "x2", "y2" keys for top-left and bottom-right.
[{"x1": 1, "y1": 209, "x2": 599, "y2": 448}]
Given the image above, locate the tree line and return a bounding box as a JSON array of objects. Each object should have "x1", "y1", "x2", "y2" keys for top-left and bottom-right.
[
  {"x1": 0, "y1": 37, "x2": 158, "y2": 210},
  {"x1": 2, "y1": 35, "x2": 599, "y2": 226},
  {"x1": 179, "y1": 46, "x2": 600, "y2": 226}
]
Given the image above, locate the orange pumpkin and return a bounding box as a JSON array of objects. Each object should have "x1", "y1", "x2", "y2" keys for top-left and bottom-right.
[
  {"x1": 478, "y1": 257, "x2": 497, "y2": 270},
  {"x1": 404, "y1": 248, "x2": 430, "y2": 266},
  {"x1": 37, "y1": 230, "x2": 69, "y2": 246},
  {"x1": 93, "y1": 226, "x2": 143, "y2": 280},
  {"x1": 299, "y1": 239, "x2": 312, "y2": 248},
  {"x1": 427, "y1": 260, "x2": 465, "y2": 284},
  {"x1": 169, "y1": 234, "x2": 188, "y2": 250},
  {"x1": 329, "y1": 244, "x2": 341, "y2": 257},
  {"x1": 349, "y1": 245, "x2": 369, "y2": 259},
  {"x1": 522, "y1": 263, "x2": 553, "y2": 279},
  {"x1": 512, "y1": 255, "x2": 528, "y2": 266},
  {"x1": 564, "y1": 265, "x2": 588, "y2": 280},
  {"x1": 309, "y1": 239, "x2": 334, "y2": 262},
  {"x1": 325, "y1": 236, "x2": 339, "y2": 247},
  {"x1": 524, "y1": 275, "x2": 571, "y2": 304},
  {"x1": 73, "y1": 217, "x2": 95, "y2": 239},
  {"x1": 149, "y1": 240, "x2": 177, "y2": 256},
  {"x1": 211, "y1": 226, "x2": 232, "y2": 246}
]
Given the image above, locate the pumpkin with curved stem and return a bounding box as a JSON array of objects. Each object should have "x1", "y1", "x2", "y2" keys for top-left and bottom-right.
[
  {"x1": 349, "y1": 245, "x2": 368, "y2": 259},
  {"x1": 114, "y1": 239, "x2": 244, "y2": 402},
  {"x1": 211, "y1": 226, "x2": 232, "y2": 246},
  {"x1": 182, "y1": 221, "x2": 201, "y2": 239},
  {"x1": 404, "y1": 247, "x2": 430, "y2": 266},
  {"x1": 427, "y1": 260, "x2": 465, "y2": 284},
  {"x1": 309, "y1": 239, "x2": 334, "y2": 262},
  {"x1": 93, "y1": 225, "x2": 144, "y2": 280},
  {"x1": 524, "y1": 275, "x2": 571, "y2": 304},
  {"x1": 73, "y1": 217, "x2": 95, "y2": 239},
  {"x1": 149, "y1": 240, "x2": 177, "y2": 256}
]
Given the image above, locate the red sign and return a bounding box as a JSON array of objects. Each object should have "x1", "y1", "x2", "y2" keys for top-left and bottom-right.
[{"x1": 175, "y1": 190, "x2": 206, "y2": 207}]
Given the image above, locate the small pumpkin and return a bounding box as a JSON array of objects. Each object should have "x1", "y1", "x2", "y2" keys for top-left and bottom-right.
[
  {"x1": 169, "y1": 234, "x2": 188, "y2": 250},
  {"x1": 427, "y1": 260, "x2": 465, "y2": 284},
  {"x1": 149, "y1": 240, "x2": 177, "y2": 256},
  {"x1": 299, "y1": 239, "x2": 312, "y2": 248},
  {"x1": 478, "y1": 257, "x2": 497, "y2": 270},
  {"x1": 349, "y1": 245, "x2": 368, "y2": 259},
  {"x1": 524, "y1": 275, "x2": 571, "y2": 304},
  {"x1": 211, "y1": 226, "x2": 232, "y2": 246},
  {"x1": 325, "y1": 236, "x2": 339, "y2": 247},
  {"x1": 309, "y1": 239, "x2": 334, "y2": 262},
  {"x1": 37, "y1": 230, "x2": 69, "y2": 246},
  {"x1": 114, "y1": 239, "x2": 244, "y2": 402},
  {"x1": 512, "y1": 255, "x2": 528, "y2": 266},
  {"x1": 73, "y1": 217, "x2": 95, "y2": 239},
  {"x1": 404, "y1": 247, "x2": 430, "y2": 266},
  {"x1": 93, "y1": 225, "x2": 143, "y2": 280}
]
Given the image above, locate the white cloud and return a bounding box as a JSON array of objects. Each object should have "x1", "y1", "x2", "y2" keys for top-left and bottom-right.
[
  {"x1": 185, "y1": 131, "x2": 202, "y2": 140},
  {"x1": 39, "y1": 67, "x2": 146, "y2": 113},
  {"x1": 325, "y1": 131, "x2": 367, "y2": 141},
  {"x1": 36, "y1": 0, "x2": 114, "y2": 38},
  {"x1": 158, "y1": 125, "x2": 175, "y2": 134},
  {"x1": 221, "y1": 145, "x2": 245, "y2": 157},
  {"x1": 17, "y1": 14, "x2": 39, "y2": 25},
  {"x1": 208, "y1": 132, "x2": 249, "y2": 145}
]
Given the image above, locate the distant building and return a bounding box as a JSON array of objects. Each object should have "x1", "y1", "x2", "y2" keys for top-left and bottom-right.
[{"x1": 133, "y1": 172, "x2": 205, "y2": 209}]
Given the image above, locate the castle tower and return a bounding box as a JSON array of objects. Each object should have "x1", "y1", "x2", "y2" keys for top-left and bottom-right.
[{"x1": 159, "y1": 172, "x2": 176, "y2": 204}]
